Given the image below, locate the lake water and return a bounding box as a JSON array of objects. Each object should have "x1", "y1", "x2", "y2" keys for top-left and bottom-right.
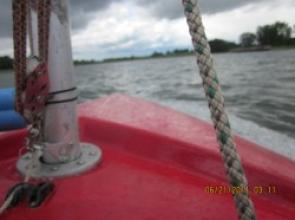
[{"x1": 1, "y1": 49, "x2": 295, "y2": 160}]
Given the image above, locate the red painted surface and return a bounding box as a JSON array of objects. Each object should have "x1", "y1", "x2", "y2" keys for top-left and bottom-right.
[{"x1": 0, "y1": 94, "x2": 295, "y2": 219}]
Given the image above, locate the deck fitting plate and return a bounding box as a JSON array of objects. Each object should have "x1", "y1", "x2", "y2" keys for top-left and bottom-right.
[{"x1": 16, "y1": 143, "x2": 102, "y2": 178}]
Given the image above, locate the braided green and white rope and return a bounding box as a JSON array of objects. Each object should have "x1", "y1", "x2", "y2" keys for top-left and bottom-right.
[{"x1": 181, "y1": 0, "x2": 256, "y2": 219}]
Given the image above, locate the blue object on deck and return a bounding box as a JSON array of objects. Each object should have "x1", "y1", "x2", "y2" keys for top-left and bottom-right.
[
  {"x1": 0, "y1": 88, "x2": 15, "y2": 111},
  {"x1": 0, "y1": 88, "x2": 26, "y2": 131},
  {"x1": 0, "y1": 110, "x2": 26, "y2": 131}
]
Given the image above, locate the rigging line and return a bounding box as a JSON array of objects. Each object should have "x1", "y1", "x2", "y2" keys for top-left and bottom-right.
[
  {"x1": 46, "y1": 97, "x2": 78, "y2": 105},
  {"x1": 12, "y1": 0, "x2": 27, "y2": 113},
  {"x1": 48, "y1": 87, "x2": 77, "y2": 96}
]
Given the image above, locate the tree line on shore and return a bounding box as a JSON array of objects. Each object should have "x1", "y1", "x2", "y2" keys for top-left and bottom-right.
[
  {"x1": 1, "y1": 21, "x2": 294, "y2": 69},
  {"x1": 211, "y1": 21, "x2": 295, "y2": 52}
]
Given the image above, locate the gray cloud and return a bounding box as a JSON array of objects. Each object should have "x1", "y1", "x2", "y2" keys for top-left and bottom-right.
[
  {"x1": 0, "y1": 0, "x2": 112, "y2": 38},
  {"x1": 0, "y1": 0, "x2": 290, "y2": 43},
  {"x1": 69, "y1": 0, "x2": 277, "y2": 25},
  {"x1": 0, "y1": 0, "x2": 12, "y2": 38},
  {"x1": 69, "y1": 0, "x2": 120, "y2": 30},
  {"x1": 0, "y1": 0, "x2": 278, "y2": 39},
  {"x1": 130, "y1": 0, "x2": 274, "y2": 19}
]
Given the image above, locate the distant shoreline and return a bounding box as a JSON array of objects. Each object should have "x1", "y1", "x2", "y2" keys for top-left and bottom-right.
[
  {"x1": 74, "y1": 49, "x2": 194, "y2": 66},
  {"x1": 1, "y1": 46, "x2": 295, "y2": 70},
  {"x1": 229, "y1": 45, "x2": 272, "y2": 53},
  {"x1": 74, "y1": 46, "x2": 295, "y2": 65}
]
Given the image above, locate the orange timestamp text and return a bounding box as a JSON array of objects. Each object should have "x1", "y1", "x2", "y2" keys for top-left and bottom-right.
[{"x1": 204, "y1": 185, "x2": 277, "y2": 195}]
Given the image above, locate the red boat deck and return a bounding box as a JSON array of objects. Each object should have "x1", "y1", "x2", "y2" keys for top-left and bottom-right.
[{"x1": 0, "y1": 94, "x2": 295, "y2": 219}]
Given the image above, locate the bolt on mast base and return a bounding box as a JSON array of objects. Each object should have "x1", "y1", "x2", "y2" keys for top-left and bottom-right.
[{"x1": 17, "y1": 143, "x2": 102, "y2": 178}]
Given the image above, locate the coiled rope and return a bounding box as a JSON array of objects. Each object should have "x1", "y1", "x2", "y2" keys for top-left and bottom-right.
[{"x1": 181, "y1": 0, "x2": 256, "y2": 219}]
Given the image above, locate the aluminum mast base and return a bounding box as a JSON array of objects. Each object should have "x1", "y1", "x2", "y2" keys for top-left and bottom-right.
[{"x1": 16, "y1": 143, "x2": 102, "y2": 178}]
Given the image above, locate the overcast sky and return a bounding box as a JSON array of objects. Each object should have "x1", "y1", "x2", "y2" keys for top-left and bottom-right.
[{"x1": 0, "y1": 0, "x2": 294, "y2": 59}]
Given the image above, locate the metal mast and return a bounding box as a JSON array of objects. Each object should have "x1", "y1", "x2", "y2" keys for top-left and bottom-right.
[{"x1": 17, "y1": 0, "x2": 101, "y2": 177}]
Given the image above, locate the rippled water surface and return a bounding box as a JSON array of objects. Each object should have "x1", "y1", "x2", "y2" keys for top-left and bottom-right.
[{"x1": 1, "y1": 49, "x2": 295, "y2": 159}]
